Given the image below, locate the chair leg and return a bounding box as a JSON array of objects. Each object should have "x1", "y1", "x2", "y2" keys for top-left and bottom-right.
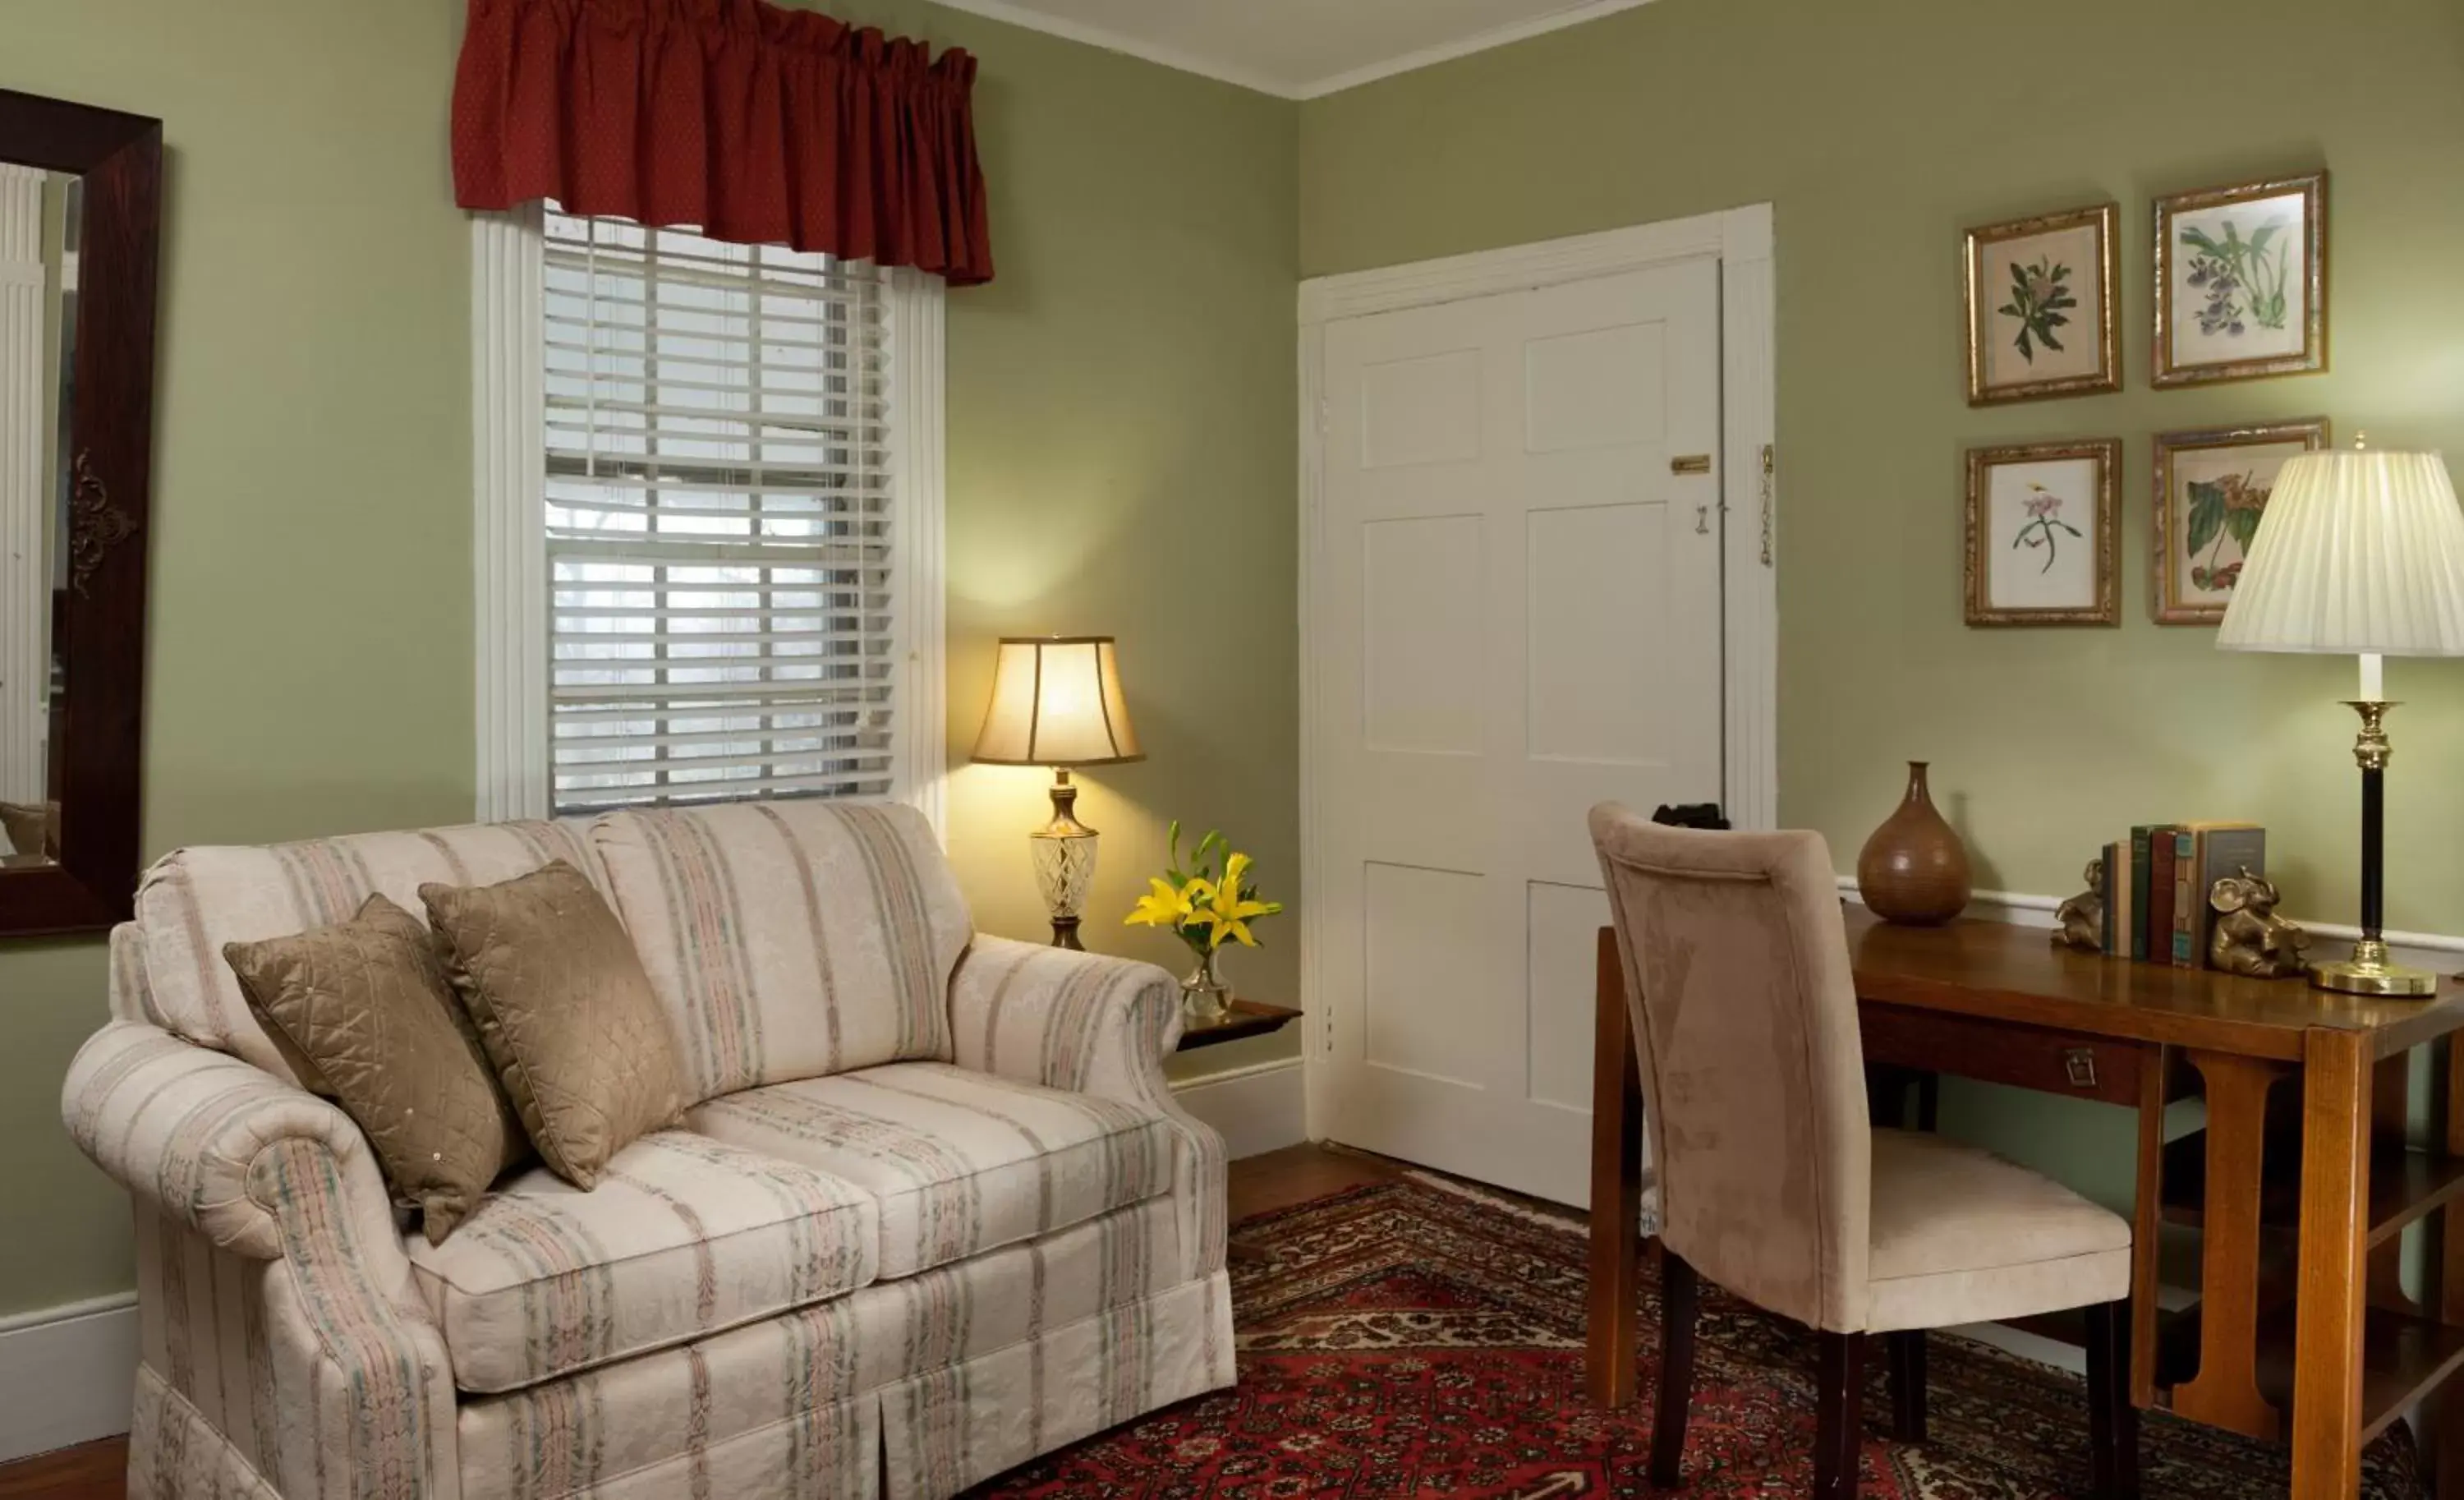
[
  {"x1": 2085, "y1": 1299, "x2": 2140, "y2": 1500},
  {"x1": 1649, "y1": 1251, "x2": 1701, "y2": 1489},
  {"x1": 1814, "y1": 1331, "x2": 1868, "y2": 1500},
  {"x1": 1885, "y1": 1329, "x2": 1927, "y2": 1443}
]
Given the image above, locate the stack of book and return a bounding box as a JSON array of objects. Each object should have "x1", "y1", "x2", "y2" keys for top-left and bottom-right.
[{"x1": 2101, "y1": 823, "x2": 2266, "y2": 969}]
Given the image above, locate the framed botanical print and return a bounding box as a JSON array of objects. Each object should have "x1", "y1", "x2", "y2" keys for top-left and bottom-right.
[
  {"x1": 2151, "y1": 418, "x2": 2328, "y2": 623},
  {"x1": 1965, "y1": 439, "x2": 2120, "y2": 626},
  {"x1": 1964, "y1": 203, "x2": 2119, "y2": 404},
  {"x1": 2154, "y1": 173, "x2": 2327, "y2": 387}
]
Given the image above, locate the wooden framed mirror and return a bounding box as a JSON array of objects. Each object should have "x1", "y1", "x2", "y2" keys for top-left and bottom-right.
[{"x1": 0, "y1": 90, "x2": 160, "y2": 936}]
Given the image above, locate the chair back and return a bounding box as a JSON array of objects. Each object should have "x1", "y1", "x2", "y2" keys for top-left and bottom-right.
[{"x1": 1589, "y1": 804, "x2": 1872, "y2": 1332}]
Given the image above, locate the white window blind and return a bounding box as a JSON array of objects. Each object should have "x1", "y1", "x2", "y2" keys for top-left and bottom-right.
[{"x1": 541, "y1": 209, "x2": 898, "y2": 814}]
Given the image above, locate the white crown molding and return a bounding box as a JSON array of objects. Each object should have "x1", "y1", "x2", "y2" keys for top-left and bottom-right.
[
  {"x1": 926, "y1": 0, "x2": 1293, "y2": 96},
  {"x1": 1290, "y1": 0, "x2": 1662, "y2": 99},
  {"x1": 927, "y1": 0, "x2": 1661, "y2": 100}
]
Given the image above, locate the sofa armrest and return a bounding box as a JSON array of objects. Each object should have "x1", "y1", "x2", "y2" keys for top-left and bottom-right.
[
  {"x1": 949, "y1": 936, "x2": 1225, "y2": 1275},
  {"x1": 950, "y1": 935, "x2": 1185, "y2": 1095},
  {"x1": 71, "y1": 1020, "x2": 458, "y2": 1493},
  {"x1": 64, "y1": 1019, "x2": 393, "y2": 1263}
]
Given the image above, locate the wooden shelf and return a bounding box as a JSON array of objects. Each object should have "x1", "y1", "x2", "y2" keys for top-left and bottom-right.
[
  {"x1": 1177, "y1": 998, "x2": 1301, "y2": 1052},
  {"x1": 2155, "y1": 1300, "x2": 2464, "y2": 1442},
  {"x1": 2158, "y1": 1130, "x2": 2464, "y2": 1249}
]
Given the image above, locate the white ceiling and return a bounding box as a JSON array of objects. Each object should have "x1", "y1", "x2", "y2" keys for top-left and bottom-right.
[{"x1": 931, "y1": 0, "x2": 1660, "y2": 99}]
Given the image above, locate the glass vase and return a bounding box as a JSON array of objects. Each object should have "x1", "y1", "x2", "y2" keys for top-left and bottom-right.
[{"x1": 1181, "y1": 947, "x2": 1231, "y2": 1027}]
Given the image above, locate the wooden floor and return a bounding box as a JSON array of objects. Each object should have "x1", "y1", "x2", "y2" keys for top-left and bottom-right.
[{"x1": 0, "y1": 1144, "x2": 1400, "y2": 1500}]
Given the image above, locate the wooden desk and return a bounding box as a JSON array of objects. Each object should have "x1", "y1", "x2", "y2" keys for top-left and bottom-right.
[{"x1": 1585, "y1": 911, "x2": 2464, "y2": 1500}]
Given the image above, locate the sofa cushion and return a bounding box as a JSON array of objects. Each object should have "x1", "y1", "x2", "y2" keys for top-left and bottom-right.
[
  {"x1": 136, "y1": 820, "x2": 609, "y2": 1087},
  {"x1": 225, "y1": 893, "x2": 530, "y2": 1244},
  {"x1": 423, "y1": 863, "x2": 687, "y2": 1189},
  {"x1": 591, "y1": 801, "x2": 972, "y2": 1101},
  {"x1": 406, "y1": 1130, "x2": 876, "y2": 1394},
  {"x1": 689, "y1": 1062, "x2": 1175, "y2": 1279}
]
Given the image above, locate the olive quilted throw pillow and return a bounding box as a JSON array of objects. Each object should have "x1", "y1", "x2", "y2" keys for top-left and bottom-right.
[
  {"x1": 421, "y1": 860, "x2": 684, "y2": 1189},
  {"x1": 225, "y1": 894, "x2": 529, "y2": 1245}
]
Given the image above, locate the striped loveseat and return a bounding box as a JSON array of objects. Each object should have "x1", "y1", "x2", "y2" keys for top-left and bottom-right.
[{"x1": 62, "y1": 800, "x2": 1233, "y2": 1499}]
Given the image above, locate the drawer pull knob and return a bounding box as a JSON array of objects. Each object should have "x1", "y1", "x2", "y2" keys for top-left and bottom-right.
[{"x1": 2063, "y1": 1048, "x2": 2099, "y2": 1089}]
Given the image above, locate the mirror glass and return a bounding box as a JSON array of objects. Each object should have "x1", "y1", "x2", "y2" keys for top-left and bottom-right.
[{"x1": 0, "y1": 167, "x2": 77, "y2": 869}]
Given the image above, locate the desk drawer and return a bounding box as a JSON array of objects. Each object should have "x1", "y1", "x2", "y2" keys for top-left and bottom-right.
[{"x1": 1859, "y1": 1004, "x2": 2144, "y2": 1107}]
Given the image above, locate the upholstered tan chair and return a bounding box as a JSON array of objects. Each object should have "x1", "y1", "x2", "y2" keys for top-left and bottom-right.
[{"x1": 1589, "y1": 807, "x2": 2137, "y2": 1500}]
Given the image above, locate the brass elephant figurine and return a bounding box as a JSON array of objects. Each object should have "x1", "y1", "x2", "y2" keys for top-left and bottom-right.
[
  {"x1": 2209, "y1": 870, "x2": 2310, "y2": 979},
  {"x1": 2053, "y1": 857, "x2": 2104, "y2": 953}
]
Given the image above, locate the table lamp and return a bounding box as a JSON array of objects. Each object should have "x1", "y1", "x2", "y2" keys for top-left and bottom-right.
[
  {"x1": 2218, "y1": 438, "x2": 2464, "y2": 995},
  {"x1": 969, "y1": 637, "x2": 1143, "y2": 949}
]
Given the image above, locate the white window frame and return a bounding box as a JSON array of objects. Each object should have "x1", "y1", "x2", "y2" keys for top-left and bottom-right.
[
  {"x1": 471, "y1": 203, "x2": 946, "y2": 835},
  {"x1": 0, "y1": 165, "x2": 57, "y2": 811}
]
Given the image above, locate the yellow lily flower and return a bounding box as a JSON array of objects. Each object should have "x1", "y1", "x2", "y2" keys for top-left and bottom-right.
[
  {"x1": 1194, "y1": 852, "x2": 1279, "y2": 949},
  {"x1": 1124, "y1": 877, "x2": 1198, "y2": 932}
]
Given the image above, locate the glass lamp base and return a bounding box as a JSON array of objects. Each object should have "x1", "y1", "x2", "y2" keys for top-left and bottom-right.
[
  {"x1": 1029, "y1": 769, "x2": 1099, "y2": 950},
  {"x1": 1030, "y1": 832, "x2": 1096, "y2": 949}
]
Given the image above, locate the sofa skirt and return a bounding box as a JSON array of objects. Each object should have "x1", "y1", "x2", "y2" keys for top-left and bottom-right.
[
  {"x1": 131, "y1": 1362, "x2": 285, "y2": 1500},
  {"x1": 881, "y1": 1271, "x2": 1235, "y2": 1500}
]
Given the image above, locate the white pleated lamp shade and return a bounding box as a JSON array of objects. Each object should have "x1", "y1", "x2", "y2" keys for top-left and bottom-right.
[{"x1": 2217, "y1": 448, "x2": 2464, "y2": 656}]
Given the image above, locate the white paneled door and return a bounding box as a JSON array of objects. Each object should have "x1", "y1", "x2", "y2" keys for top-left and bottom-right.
[{"x1": 1312, "y1": 258, "x2": 1725, "y2": 1207}]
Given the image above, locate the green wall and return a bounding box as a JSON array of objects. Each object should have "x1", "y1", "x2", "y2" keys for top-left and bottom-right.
[
  {"x1": 0, "y1": 0, "x2": 1294, "y2": 1318},
  {"x1": 17, "y1": 0, "x2": 2452, "y2": 1324},
  {"x1": 1299, "y1": 0, "x2": 2464, "y2": 1207}
]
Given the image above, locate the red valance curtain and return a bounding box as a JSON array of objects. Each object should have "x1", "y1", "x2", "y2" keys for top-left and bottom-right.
[{"x1": 452, "y1": 0, "x2": 994, "y2": 285}]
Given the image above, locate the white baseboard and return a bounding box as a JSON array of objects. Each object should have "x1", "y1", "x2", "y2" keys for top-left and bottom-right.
[
  {"x1": 1837, "y1": 876, "x2": 2464, "y2": 969},
  {"x1": 1949, "y1": 1318, "x2": 2086, "y2": 1376},
  {"x1": 0, "y1": 1292, "x2": 137, "y2": 1461},
  {"x1": 1173, "y1": 1058, "x2": 1308, "y2": 1160}
]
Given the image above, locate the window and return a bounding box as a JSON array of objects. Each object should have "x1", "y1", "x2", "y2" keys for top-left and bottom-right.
[{"x1": 474, "y1": 205, "x2": 945, "y2": 826}]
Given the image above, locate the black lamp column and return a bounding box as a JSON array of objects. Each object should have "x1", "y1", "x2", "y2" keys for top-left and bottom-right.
[{"x1": 2311, "y1": 700, "x2": 2433, "y2": 996}]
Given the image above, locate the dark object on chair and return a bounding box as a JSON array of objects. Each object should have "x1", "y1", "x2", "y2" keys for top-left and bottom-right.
[{"x1": 1650, "y1": 803, "x2": 1730, "y2": 831}]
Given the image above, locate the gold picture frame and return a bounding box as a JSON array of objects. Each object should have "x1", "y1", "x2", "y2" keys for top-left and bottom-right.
[
  {"x1": 2151, "y1": 418, "x2": 2328, "y2": 624},
  {"x1": 2153, "y1": 172, "x2": 2327, "y2": 387},
  {"x1": 1964, "y1": 439, "x2": 2121, "y2": 627},
  {"x1": 1964, "y1": 203, "x2": 2120, "y2": 405}
]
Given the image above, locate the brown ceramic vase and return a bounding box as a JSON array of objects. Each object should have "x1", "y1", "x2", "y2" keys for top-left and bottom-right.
[{"x1": 1855, "y1": 762, "x2": 1973, "y2": 926}]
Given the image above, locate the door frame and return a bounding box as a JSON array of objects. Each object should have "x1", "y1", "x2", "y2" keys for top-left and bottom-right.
[{"x1": 1296, "y1": 204, "x2": 1777, "y2": 1140}]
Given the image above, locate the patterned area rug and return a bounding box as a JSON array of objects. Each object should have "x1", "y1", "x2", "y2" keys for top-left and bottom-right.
[{"x1": 976, "y1": 1173, "x2": 2425, "y2": 1498}]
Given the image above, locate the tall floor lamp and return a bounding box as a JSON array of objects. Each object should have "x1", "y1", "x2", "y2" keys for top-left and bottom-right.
[
  {"x1": 2218, "y1": 439, "x2": 2464, "y2": 995},
  {"x1": 970, "y1": 637, "x2": 1143, "y2": 950}
]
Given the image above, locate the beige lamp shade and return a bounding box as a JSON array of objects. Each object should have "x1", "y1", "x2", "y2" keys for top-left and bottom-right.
[
  {"x1": 2218, "y1": 447, "x2": 2464, "y2": 656},
  {"x1": 971, "y1": 637, "x2": 1144, "y2": 766}
]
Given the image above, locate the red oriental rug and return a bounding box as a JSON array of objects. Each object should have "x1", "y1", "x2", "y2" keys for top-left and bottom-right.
[{"x1": 975, "y1": 1174, "x2": 2425, "y2": 1498}]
